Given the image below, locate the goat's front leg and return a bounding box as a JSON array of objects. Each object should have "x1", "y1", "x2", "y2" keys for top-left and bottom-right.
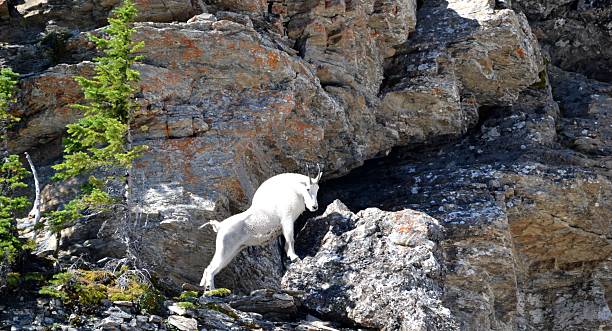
[{"x1": 281, "y1": 219, "x2": 299, "y2": 262}]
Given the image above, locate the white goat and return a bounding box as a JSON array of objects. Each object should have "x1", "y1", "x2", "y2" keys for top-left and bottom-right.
[{"x1": 199, "y1": 167, "x2": 323, "y2": 290}]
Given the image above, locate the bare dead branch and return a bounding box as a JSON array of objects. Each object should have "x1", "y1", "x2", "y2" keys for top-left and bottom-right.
[{"x1": 24, "y1": 152, "x2": 41, "y2": 238}]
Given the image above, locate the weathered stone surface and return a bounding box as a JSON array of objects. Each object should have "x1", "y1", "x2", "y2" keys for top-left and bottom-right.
[
  {"x1": 11, "y1": 8, "x2": 414, "y2": 290},
  {"x1": 9, "y1": 63, "x2": 90, "y2": 157},
  {"x1": 320, "y1": 72, "x2": 611, "y2": 330},
  {"x1": 548, "y1": 65, "x2": 612, "y2": 158},
  {"x1": 381, "y1": 0, "x2": 542, "y2": 144},
  {"x1": 0, "y1": 0, "x2": 202, "y2": 74},
  {"x1": 0, "y1": 0, "x2": 9, "y2": 19},
  {"x1": 3, "y1": 0, "x2": 199, "y2": 39},
  {"x1": 228, "y1": 288, "x2": 298, "y2": 320},
  {"x1": 8, "y1": 0, "x2": 553, "y2": 294},
  {"x1": 205, "y1": 0, "x2": 267, "y2": 14},
  {"x1": 167, "y1": 315, "x2": 197, "y2": 331},
  {"x1": 282, "y1": 200, "x2": 457, "y2": 330},
  {"x1": 512, "y1": 0, "x2": 612, "y2": 82},
  {"x1": 9, "y1": 1, "x2": 610, "y2": 329}
]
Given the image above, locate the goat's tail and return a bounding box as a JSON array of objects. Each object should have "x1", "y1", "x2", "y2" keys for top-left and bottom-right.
[{"x1": 199, "y1": 220, "x2": 220, "y2": 232}]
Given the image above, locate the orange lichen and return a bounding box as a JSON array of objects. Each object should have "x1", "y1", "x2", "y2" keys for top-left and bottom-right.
[
  {"x1": 267, "y1": 51, "x2": 280, "y2": 68},
  {"x1": 180, "y1": 36, "x2": 204, "y2": 60},
  {"x1": 431, "y1": 87, "x2": 444, "y2": 96},
  {"x1": 515, "y1": 47, "x2": 527, "y2": 58},
  {"x1": 396, "y1": 223, "x2": 414, "y2": 234}
]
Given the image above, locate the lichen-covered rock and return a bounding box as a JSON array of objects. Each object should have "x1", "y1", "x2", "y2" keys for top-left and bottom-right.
[
  {"x1": 7, "y1": 0, "x2": 553, "y2": 293},
  {"x1": 0, "y1": 290, "x2": 345, "y2": 330},
  {"x1": 512, "y1": 0, "x2": 612, "y2": 82},
  {"x1": 282, "y1": 200, "x2": 458, "y2": 330},
  {"x1": 0, "y1": 0, "x2": 202, "y2": 74},
  {"x1": 167, "y1": 315, "x2": 198, "y2": 331},
  {"x1": 320, "y1": 71, "x2": 611, "y2": 330},
  {"x1": 228, "y1": 288, "x2": 298, "y2": 321},
  {"x1": 2, "y1": 0, "x2": 611, "y2": 329},
  {"x1": 380, "y1": 0, "x2": 542, "y2": 144}
]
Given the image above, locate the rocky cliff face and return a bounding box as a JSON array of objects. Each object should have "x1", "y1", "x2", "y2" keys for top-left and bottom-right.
[
  {"x1": 320, "y1": 67, "x2": 611, "y2": 329},
  {"x1": 2, "y1": 0, "x2": 610, "y2": 329}
]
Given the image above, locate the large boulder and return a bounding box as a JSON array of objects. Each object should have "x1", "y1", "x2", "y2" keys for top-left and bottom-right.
[{"x1": 283, "y1": 200, "x2": 458, "y2": 330}]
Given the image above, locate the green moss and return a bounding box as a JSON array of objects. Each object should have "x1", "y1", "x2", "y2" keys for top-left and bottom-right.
[
  {"x1": 81, "y1": 270, "x2": 112, "y2": 284},
  {"x1": 204, "y1": 288, "x2": 231, "y2": 297},
  {"x1": 76, "y1": 283, "x2": 107, "y2": 306},
  {"x1": 39, "y1": 272, "x2": 73, "y2": 300},
  {"x1": 179, "y1": 290, "x2": 199, "y2": 301},
  {"x1": 108, "y1": 291, "x2": 131, "y2": 301},
  {"x1": 39, "y1": 269, "x2": 166, "y2": 313},
  {"x1": 6, "y1": 272, "x2": 19, "y2": 288},
  {"x1": 531, "y1": 69, "x2": 548, "y2": 89},
  {"x1": 138, "y1": 287, "x2": 165, "y2": 315},
  {"x1": 177, "y1": 301, "x2": 197, "y2": 309},
  {"x1": 107, "y1": 279, "x2": 145, "y2": 302},
  {"x1": 23, "y1": 272, "x2": 44, "y2": 283},
  {"x1": 39, "y1": 284, "x2": 69, "y2": 301}
]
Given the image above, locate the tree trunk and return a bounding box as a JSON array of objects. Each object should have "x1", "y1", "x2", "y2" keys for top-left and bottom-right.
[{"x1": 24, "y1": 152, "x2": 41, "y2": 239}]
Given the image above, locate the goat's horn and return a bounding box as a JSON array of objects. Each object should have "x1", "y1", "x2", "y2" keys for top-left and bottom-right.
[{"x1": 306, "y1": 164, "x2": 312, "y2": 184}]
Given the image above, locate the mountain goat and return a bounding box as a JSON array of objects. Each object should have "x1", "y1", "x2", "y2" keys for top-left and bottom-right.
[{"x1": 199, "y1": 166, "x2": 323, "y2": 290}]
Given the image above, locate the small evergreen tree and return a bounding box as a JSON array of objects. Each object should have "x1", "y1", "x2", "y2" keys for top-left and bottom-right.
[
  {"x1": 0, "y1": 67, "x2": 30, "y2": 283},
  {"x1": 49, "y1": 0, "x2": 145, "y2": 239},
  {"x1": 0, "y1": 155, "x2": 29, "y2": 263},
  {"x1": 0, "y1": 68, "x2": 20, "y2": 127}
]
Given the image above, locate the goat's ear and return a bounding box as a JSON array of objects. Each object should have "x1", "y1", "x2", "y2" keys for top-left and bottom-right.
[{"x1": 315, "y1": 172, "x2": 323, "y2": 183}]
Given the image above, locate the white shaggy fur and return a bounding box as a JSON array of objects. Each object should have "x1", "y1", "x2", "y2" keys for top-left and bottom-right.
[{"x1": 199, "y1": 170, "x2": 322, "y2": 289}]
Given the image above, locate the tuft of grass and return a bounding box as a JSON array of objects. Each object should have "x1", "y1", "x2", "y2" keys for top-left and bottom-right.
[
  {"x1": 137, "y1": 286, "x2": 165, "y2": 315},
  {"x1": 6, "y1": 272, "x2": 20, "y2": 288},
  {"x1": 531, "y1": 69, "x2": 548, "y2": 89},
  {"x1": 23, "y1": 272, "x2": 44, "y2": 283},
  {"x1": 179, "y1": 291, "x2": 200, "y2": 300},
  {"x1": 177, "y1": 301, "x2": 197, "y2": 310},
  {"x1": 39, "y1": 269, "x2": 165, "y2": 313},
  {"x1": 204, "y1": 288, "x2": 231, "y2": 297}
]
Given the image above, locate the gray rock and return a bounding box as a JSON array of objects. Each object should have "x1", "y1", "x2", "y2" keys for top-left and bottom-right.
[
  {"x1": 104, "y1": 306, "x2": 132, "y2": 320},
  {"x1": 195, "y1": 308, "x2": 238, "y2": 329},
  {"x1": 282, "y1": 200, "x2": 457, "y2": 330},
  {"x1": 167, "y1": 315, "x2": 198, "y2": 331},
  {"x1": 228, "y1": 288, "x2": 298, "y2": 320},
  {"x1": 112, "y1": 301, "x2": 133, "y2": 307},
  {"x1": 167, "y1": 302, "x2": 190, "y2": 316},
  {"x1": 148, "y1": 315, "x2": 162, "y2": 324},
  {"x1": 512, "y1": 0, "x2": 612, "y2": 82},
  {"x1": 9, "y1": 0, "x2": 549, "y2": 293},
  {"x1": 95, "y1": 316, "x2": 123, "y2": 330},
  {"x1": 319, "y1": 73, "x2": 611, "y2": 330}
]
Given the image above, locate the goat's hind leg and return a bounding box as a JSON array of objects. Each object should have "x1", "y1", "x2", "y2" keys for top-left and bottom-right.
[{"x1": 199, "y1": 232, "x2": 244, "y2": 290}]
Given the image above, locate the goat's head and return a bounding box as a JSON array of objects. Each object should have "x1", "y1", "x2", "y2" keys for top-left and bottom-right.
[{"x1": 303, "y1": 164, "x2": 323, "y2": 212}]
